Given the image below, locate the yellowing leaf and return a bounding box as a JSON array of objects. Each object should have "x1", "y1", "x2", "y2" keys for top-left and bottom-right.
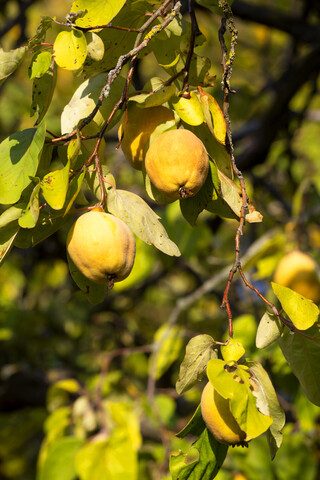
[
  {"x1": 28, "y1": 51, "x2": 52, "y2": 79},
  {"x1": 53, "y1": 30, "x2": 87, "y2": 70},
  {"x1": 152, "y1": 324, "x2": 184, "y2": 379},
  {"x1": 71, "y1": 0, "x2": 126, "y2": 28},
  {"x1": 107, "y1": 189, "x2": 181, "y2": 257},
  {"x1": 248, "y1": 361, "x2": 285, "y2": 459},
  {"x1": 0, "y1": 122, "x2": 46, "y2": 204},
  {"x1": 218, "y1": 170, "x2": 263, "y2": 223},
  {"x1": 198, "y1": 86, "x2": 227, "y2": 144},
  {"x1": 172, "y1": 92, "x2": 204, "y2": 126},
  {"x1": 207, "y1": 359, "x2": 273, "y2": 441},
  {"x1": 272, "y1": 282, "x2": 319, "y2": 330},
  {"x1": 0, "y1": 46, "x2": 27, "y2": 84},
  {"x1": 40, "y1": 160, "x2": 70, "y2": 210},
  {"x1": 176, "y1": 334, "x2": 217, "y2": 395},
  {"x1": 256, "y1": 312, "x2": 283, "y2": 349}
]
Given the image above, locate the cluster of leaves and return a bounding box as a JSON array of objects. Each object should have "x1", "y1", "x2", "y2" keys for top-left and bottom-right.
[{"x1": 0, "y1": 0, "x2": 320, "y2": 479}]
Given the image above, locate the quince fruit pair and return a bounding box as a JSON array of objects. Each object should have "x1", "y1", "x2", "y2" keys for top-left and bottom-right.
[
  {"x1": 273, "y1": 250, "x2": 320, "y2": 303},
  {"x1": 67, "y1": 208, "x2": 135, "y2": 288}
]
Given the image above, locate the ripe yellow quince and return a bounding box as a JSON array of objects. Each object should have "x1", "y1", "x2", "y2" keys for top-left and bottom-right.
[
  {"x1": 67, "y1": 209, "x2": 135, "y2": 288},
  {"x1": 201, "y1": 381, "x2": 246, "y2": 445},
  {"x1": 118, "y1": 104, "x2": 174, "y2": 170},
  {"x1": 145, "y1": 129, "x2": 209, "y2": 200},
  {"x1": 273, "y1": 250, "x2": 320, "y2": 303}
]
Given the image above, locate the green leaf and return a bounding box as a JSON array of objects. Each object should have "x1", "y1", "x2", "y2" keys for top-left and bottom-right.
[
  {"x1": 86, "y1": 32, "x2": 105, "y2": 61},
  {"x1": 248, "y1": 361, "x2": 285, "y2": 459},
  {"x1": 272, "y1": 282, "x2": 319, "y2": 330},
  {"x1": 18, "y1": 183, "x2": 41, "y2": 228},
  {"x1": 198, "y1": 87, "x2": 227, "y2": 145},
  {"x1": 180, "y1": 160, "x2": 219, "y2": 226},
  {"x1": 176, "y1": 334, "x2": 217, "y2": 395},
  {"x1": 53, "y1": 30, "x2": 87, "y2": 71},
  {"x1": 63, "y1": 171, "x2": 86, "y2": 215},
  {"x1": 193, "y1": 124, "x2": 233, "y2": 179},
  {"x1": 217, "y1": 169, "x2": 263, "y2": 223},
  {"x1": 0, "y1": 122, "x2": 46, "y2": 204},
  {"x1": 171, "y1": 92, "x2": 204, "y2": 126},
  {"x1": 129, "y1": 79, "x2": 176, "y2": 108},
  {"x1": 38, "y1": 436, "x2": 84, "y2": 480},
  {"x1": 0, "y1": 206, "x2": 24, "y2": 228},
  {"x1": 29, "y1": 51, "x2": 52, "y2": 79},
  {"x1": 176, "y1": 404, "x2": 206, "y2": 439},
  {"x1": 151, "y1": 324, "x2": 184, "y2": 380},
  {"x1": 30, "y1": 63, "x2": 57, "y2": 125},
  {"x1": 41, "y1": 159, "x2": 70, "y2": 210},
  {"x1": 0, "y1": 46, "x2": 27, "y2": 84},
  {"x1": 256, "y1": 312, "x2": 284, "y2": 349},
  {"x1": 67, "y1": 252, "x2": 106, "y2": 305},
  {"x1": 75, "y1": 435, "x2": 138, "y2": 480},
  {"x1": 106, "y1": 188, "x2": 181, "y2": 257},
  {"x1": 71, "y1": 0, "x2": 126, "y2": 28},
  {"x1": 0, "y1": 222, "x2": 19, "y2": 264},
  {"x1": 61, "y1": 73, "x2": 126, "y2": 134},
  {"x1": 278, "y1": 324, "x2": 320, "y2": 406},
  {"x1": 14, "y1": 209, "x2": 70, "y2": 248},
  {"x1": 170, "y1": 428, "x2": 228, "y2": 480},
  {"x1": 207, "y1": 359, "x2": 273, "y2": 441},
  {"x1": 82, "y1": 2, "x2": 152, "y2": 76}
]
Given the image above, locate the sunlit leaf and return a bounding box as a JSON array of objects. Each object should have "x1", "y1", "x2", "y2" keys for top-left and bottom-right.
[
  {"x1": 207, "y1": 359, "x2": 273, "y2": 441},
  {"x1": 83, "y1": 2, "x2": 152, "y2": 76},
  {"x1": 172, "y1": 92, "x2": 204, "y2": 126},
  {"x1": 30, "y1": 63, "x2": 57, "y2": 124},
  {"x1": 53, "y1": 30, "x2": 87, "y2": 71},
  {"x1": 41, "y1": 160, "x2": 70, "y2": 210},
  {"x1": 86, "y1": 32, "x2": 105, "y2": 61},
  {"x1": 63, "y1": 171, "x2": 86, "y2": 215},
  {"x1": 198, "y1": 86, "x2": 227, "y2": 145},
  {"x1": 272, "y1": 282, "x2": 319, "y2": 330},
  {"x1": 38, "y1": 436, "x2": 84, "y2": 480},
  {"x1": 0, "y1": 222, "x2": 19, "y2": 265},
  {"x1": 176, "y1": 334, "x2": 217, "y2": 394},
  {"x1": 18, "y1": 183, "x2": 41, "y2": 228},
  {"x1": 278, "y1": 324, "x2": 320, "y2": 406},
  {"x1": 0, "y1": 46, "x2": 27, "y2": 84},
  {"x1": 248, "y1": 361, "x2": 285, "y2": 459},
  {"x1": 0, "y1": 122, "x2": 46, "y2": 204},
  {"x1": 107, "y1": 189, "x2": 181, "y2": 256},
  {"x1": 71, "y1": 0, "x2": 126, "y2": 28},
  {"x1": 61, "y1": 73, "x2": 126, "y2": 134},
  {"x1": 218, "y1": 170, "x2": 263, "y2": 223},
  {"x1": 75, "y1": 435, "x2": 138, "y2": 480},
  {"x1": 170, "y1": 428, "x2": 228, "y2": 480},
  {"x1": 152, "y1": 324, "x2": 184, "y2": 379},
  {"x1": 29, "y1": 51, "x2": 52, "y2": 79},
  {"x1": 256, "y1": 312, "x2": 284, "y2": 349}
]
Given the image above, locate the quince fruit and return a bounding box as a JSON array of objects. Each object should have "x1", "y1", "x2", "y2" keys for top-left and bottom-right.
[
  {"x1": 67, "y1": 208, "x2": 135, "y2": 288},
  {"x1": 145, "y1": 129, "x2": 209, "y2": 200},
  {"x1": 201, "y1": 381, "x2": 246, "y2": 445},
  {"x1": 118, "y1": 104, "x2": 174, "y2": 170},
  {"x1": 273, "y1": 250, "x2": 320, "y2": 303}
]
